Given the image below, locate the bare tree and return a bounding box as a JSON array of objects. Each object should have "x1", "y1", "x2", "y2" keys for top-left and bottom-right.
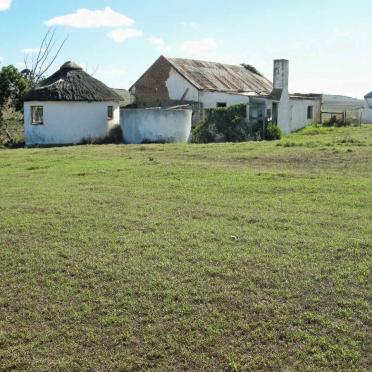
[{"x1": 23, "y1": 28, "x2": 68, "y2": 87}]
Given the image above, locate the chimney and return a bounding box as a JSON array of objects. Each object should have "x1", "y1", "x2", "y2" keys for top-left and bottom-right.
[{"x1": 273, "y1": 59, "x2": 289, "y2": 91}]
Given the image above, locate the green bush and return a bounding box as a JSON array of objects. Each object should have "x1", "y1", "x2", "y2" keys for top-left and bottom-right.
[
  {"x1": 192, "y1": 104, "x2": 249, "y2": 143},
  {"x1": 264, "y1": 122, "x2": 282, "y2": 140},
  {"x1": 251, "y1": 121, "x2": 281, "y2": 141},
  {"x1": 191, "y1": 121, "x2": 221, "y2": 143}
]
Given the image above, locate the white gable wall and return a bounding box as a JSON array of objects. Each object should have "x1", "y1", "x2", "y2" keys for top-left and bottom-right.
[
  {"x1": 24, "y1": 101, "x2": 120, "y2": 146},
  {"x1": 165, "y1": 68, "x2": 199, "y2": 102}
]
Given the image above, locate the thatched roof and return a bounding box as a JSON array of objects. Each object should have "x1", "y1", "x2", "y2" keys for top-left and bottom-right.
[{"x1": 23, "y1": 61, "x2": 122, "y2": 102}]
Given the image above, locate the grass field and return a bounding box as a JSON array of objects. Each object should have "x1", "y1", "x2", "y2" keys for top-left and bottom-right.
[{"x1": 0, "y1": 126, "x2": 371, "y2": 370}]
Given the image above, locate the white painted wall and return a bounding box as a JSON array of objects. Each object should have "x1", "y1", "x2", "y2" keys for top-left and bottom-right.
[
  {"x1": 277, "y1": 91, "x2": 291, "y2": 134},
  {"x1": 121, "y1": 109, "x2": 192, "y2": 144},
  {"x1": 362, "y1": 98, "x2": 372, "y2": 123},
  {"x1": 24, "y1": 101, "x2": 120, "y2": 146},
  {"x1": 166, "y1": 68, "x2": 199, "y2": 102},
  {"x1": 290, "y1": 99, "x2": 321, "y2": 132},
  {"x1": 199, "y1": 91, "x2": 250, "y2": 109}
]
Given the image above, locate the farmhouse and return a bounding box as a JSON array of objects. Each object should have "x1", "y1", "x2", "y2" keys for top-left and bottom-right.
[
  {"x1": 130, "y1": 56, "x2": 321, "y2": 134},
  {"x1": 23, "y1": 61, "x2": 122, "y2": 146}
]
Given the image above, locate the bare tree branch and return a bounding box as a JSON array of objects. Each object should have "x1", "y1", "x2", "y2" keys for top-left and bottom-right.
[{"x1": 24, "y1": 28, "x2": 68, "y2": 87}]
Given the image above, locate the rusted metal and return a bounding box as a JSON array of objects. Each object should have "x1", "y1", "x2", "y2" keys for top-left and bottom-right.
[{"x1": 166, "y1": 58, "x2": 273, "y2": 95}]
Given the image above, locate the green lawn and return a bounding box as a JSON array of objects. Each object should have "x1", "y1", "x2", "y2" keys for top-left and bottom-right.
[{"x1": 0, "y1": 126, "x2": 371, "y2": 370}]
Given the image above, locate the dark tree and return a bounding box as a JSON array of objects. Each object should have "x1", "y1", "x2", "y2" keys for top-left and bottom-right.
[
  {"x1": 0, "y1": 65, "x2": 29, "y2": 141},
  {"x1": 241, "y1": 64, "x2": 264, "y2": 77}
]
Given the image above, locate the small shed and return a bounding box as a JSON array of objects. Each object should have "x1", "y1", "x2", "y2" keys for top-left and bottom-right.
[{"x1": 23, "y1": 61, "x2": 122, "y2": 146}]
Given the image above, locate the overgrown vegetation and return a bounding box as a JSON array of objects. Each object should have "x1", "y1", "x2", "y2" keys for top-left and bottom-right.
[
  {"x1": 192, "y1": 104, "x2": 281, "y2": 143},
  {"x1": 0, "y1": 65, "x2": 29, "y2": 145},
  {"x1": 0, "y1": 126, "x2": 371, "y2": 370},
  {"x1": 192, "y1": 104, "x2": 249, "y2": 143},
  {"x1": 323, "y1": 115, "x2": 351, "y2": 127}
]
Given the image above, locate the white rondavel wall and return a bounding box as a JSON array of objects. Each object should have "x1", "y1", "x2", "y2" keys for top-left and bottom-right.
[
  {"x1": 121, "y1": 108, "x2": 192, "y2": 144},
  {"x1": 24, "y1": 101, "x2": 120, "y2": 146},
  {"x1": 362, "y1": 97, "x2": 372, "y2": 123}
]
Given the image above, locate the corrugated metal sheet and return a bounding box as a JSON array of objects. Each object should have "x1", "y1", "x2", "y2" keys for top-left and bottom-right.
[{"x1": 166, "y1": 58, "x2": 272, "y2": 95}]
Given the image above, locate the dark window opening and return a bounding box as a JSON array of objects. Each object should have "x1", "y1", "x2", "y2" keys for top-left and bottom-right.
[
  {"x1": 272, "y1": 102, "x2": 278, "y2": 124},
  {"x1": 107, "y1": 106, "x2": 114, "y2": 120},
  {"x1": 307, "y1": 106, "x2": 313, "y2": 120},
  {"x1": 266, "y1": 108, "x2": 272, "y2": 118},
  {"x1": 31, "y1": 106, "x2": 44, "y2": 125},
  {"x1": 216, "y1": 102, "x2": 227, "y2": 108}
]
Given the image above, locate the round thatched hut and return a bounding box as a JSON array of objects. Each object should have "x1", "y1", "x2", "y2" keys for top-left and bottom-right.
[{"x1": 23, "y1": 61, "x2": 122, "y2": 146}]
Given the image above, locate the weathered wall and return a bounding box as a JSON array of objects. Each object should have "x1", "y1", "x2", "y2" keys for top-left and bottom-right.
[
  {"x1": 290, "y1": 98, "x2": 321, "y2": 132},
  {"x1": 166, "y1": 69, "x2": 199, "y2": 102},
  {"x1": 121, "y1": 109, "x2": 192, "y2": 144},
  {"x1": 278, "y1": 93, "x2": 291, "y2": 134},
  {"x1": 131, "y1": 56, "x2": 198, "y2": 108},
  {"x1": 199, "y1": 91, "x2": 250, "y2": 109},
  {"x1": 24, "y1": 101, "x2": 120, "y2": 146}
]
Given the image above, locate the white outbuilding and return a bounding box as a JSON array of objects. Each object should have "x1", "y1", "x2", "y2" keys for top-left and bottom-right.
[
  {"x1": 362, "y1": 92, "x2": 372, "y2": 123},
  {"x1": 23, "y1": 61, "x2": 122, "y2": 146}
]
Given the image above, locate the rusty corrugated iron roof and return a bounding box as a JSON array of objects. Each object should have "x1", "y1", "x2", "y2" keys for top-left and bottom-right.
[{"x1": 166, "y1": 57, "x2": 273, "y2": 95}]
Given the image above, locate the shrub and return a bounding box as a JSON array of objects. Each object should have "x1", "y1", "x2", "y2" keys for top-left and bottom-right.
[
  {"x1": 191, "y1": 121, "x2": 221, "y2": 143},
  {"x1": 264, "y1": 122, "x2": 282, "y2": 140},
  {"x1": 192, "y1": 104, "x2": 249, "y2": 144},
  {"x1": 251, "y1": 121, "x2": 281, "y2": 141}
]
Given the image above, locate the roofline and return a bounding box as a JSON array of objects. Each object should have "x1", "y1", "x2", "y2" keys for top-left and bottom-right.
[
  {"x1": 129, "y1": 55, "x2": 170, "y2": 92},
  {"x1": 129, "y1": 55, "x2": 273, "y2": 94},
  {"x1": 129, "y1": 55, "x2": 204, "y2": 92},
  {"x1": 166, "y1": 57, "x2": 275, "y2": 93},
  {"x1": 23, "y1": 98, "x2": 121, "y2": 103}
]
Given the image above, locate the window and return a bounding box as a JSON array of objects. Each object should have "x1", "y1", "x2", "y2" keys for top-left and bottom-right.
[
  {"x1": 107, "y1": 106, "x2": 114, "y2": 120},
  {"x1": 307, "y1": 105, "x2": 313, "y2": 120},
  {"x1": 272, "y1": 102, "x2": 278, "y2": 124},
  {"x1": 266, "y1": 108, "x2": 272, "y2": 118},
  {"x1": 216, "y1": 102, "x2": 227, "y2": 108},
  {"x1": 31, "y1": 106, "x2": 44, "y2": 125}
]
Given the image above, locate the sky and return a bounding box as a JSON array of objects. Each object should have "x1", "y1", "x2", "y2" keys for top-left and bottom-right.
[{"x1": 0, "y1": 0, "x2": 371, "y2": 98}]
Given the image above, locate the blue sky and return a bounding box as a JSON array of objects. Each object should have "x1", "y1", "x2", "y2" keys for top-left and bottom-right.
[{"x1": 0, "y1": 0, "x2": 371, "y2": 98}]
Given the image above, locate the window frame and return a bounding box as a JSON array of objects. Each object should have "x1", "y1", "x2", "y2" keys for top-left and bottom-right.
[
  {"x1": 307, "y1": 105, "x2": 313, "y2": 120},
  {"x1": 216, "y1": 102, "x2": 227, "y2": 108},
  {"x1": 107, "y1": 105, "x2": 114, "y2": 120},
  {"x1": 31, "y1": 106, "x2": 44, "y2": 125}
]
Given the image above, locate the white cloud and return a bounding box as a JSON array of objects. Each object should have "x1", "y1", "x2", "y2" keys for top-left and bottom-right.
[
  {"x1": 0, "y1": 0, "x2": 11, "y2": 11},
  {"x1": 181, "y1": 38, "x2": 218, "y2": 56},
  {"x1": 21, "y1": 48, "x2": 45, "y2": 54},
  {"x1": 45, "y1": 7, "x2": 134, "y2": 28},
  {"x1": 108, "y1": 28, "x2": 143, "y2": 43},
  {"x1": 16, "y1": 61, "x2": 25, "y2": 69},
  {"x1": 181, "y1": 21, "x2": 200, "y2": 31},
  {"x1": 149, "y1": 37, "x2": 170, "y2": 53}
]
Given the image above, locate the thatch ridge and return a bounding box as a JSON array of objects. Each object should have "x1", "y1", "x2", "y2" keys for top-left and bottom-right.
[{"x1": 23, "y1": 62, "x2": 122, "y2": 102}]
